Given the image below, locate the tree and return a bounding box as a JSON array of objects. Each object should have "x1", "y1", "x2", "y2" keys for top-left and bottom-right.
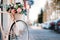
[{"x1": 38, "y1": 9, "x2": 43, "y2": 23}]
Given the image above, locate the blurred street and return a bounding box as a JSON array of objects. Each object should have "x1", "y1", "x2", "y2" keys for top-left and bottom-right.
[
  {"x1": 29, "y1": 26, "x2": 60, "y2": 40},
  {"x1": 0, "y1": 0, "x2": 60, "y2": 40}
]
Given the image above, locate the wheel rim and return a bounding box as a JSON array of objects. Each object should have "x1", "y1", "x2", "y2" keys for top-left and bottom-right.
[{"x1": 8, "y1": 20, "x2": 29, "y2": 40}]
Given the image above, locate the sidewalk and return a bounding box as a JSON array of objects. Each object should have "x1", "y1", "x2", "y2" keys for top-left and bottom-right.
[{"x1": 30, "y1": 25, "x2": 43, "y2": 30}]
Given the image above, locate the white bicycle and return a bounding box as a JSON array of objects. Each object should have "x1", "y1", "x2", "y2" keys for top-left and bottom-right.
[{"x1": 0, "y1": 12, "x2": 29, "y2": 40}]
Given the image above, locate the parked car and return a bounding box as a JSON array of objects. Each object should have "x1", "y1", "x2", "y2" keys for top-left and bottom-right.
[
  {"x1": 55, "y1": 20, "x2": 60, "y2": 33},
  {"x1": 50, "y1": 19, "x2": 60, "y2": 33},
  {"x1": 49, "y1": 22, "x2": 56, "y2": 30},
  {"x1": 41, "y1": 21, "x2": 52, "y2": 29},
  {"x1": 41, "y1": 23, "x2": 49, "y2": 29},
  {"x1": 42, "y1": 19, "x2": 60, "y2": 33}
]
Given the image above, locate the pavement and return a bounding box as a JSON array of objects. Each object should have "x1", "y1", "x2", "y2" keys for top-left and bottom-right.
[
  {"x1": 29, "y1": 26, "x2": 60, "y2": 40},
  {"x1": 0, "y1": 26, "x2": 60, "y2": 40}
]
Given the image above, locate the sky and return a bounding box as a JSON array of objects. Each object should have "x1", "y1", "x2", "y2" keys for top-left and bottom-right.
[{"x1": 29, "y1": 0, "x2": 47, "y2": 22}]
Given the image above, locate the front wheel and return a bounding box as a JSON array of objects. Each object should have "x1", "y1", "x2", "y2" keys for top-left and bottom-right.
[{"x1": 8, "y1": 20, "x2": 29, "y2": 40}]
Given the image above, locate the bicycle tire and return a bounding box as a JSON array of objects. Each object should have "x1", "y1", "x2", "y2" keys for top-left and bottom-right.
[{"x1": 8, "y1": 20, "x2": 29, "y2": 40}]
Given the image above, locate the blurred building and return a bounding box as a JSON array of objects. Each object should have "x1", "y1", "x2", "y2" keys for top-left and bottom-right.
[{"x1": 43, "y1": 0, "x2": 60, "y2": 23}]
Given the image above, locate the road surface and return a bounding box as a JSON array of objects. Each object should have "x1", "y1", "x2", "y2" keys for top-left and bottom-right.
[
  {"x1": 29, "y1": 27, "x2": 60, "y2": 40},
  {"x1": 0, "y1": 26, "x2": 60, "y2": 40}
]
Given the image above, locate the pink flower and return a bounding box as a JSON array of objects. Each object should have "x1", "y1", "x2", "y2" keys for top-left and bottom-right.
[{"x1": 17, "y1": 8, "x2": 22, "y2": 13}]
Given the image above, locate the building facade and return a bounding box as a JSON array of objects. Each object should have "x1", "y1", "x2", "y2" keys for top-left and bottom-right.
[{"x1": 43, "y1": 0, "x2": 60, "y2": 23}]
